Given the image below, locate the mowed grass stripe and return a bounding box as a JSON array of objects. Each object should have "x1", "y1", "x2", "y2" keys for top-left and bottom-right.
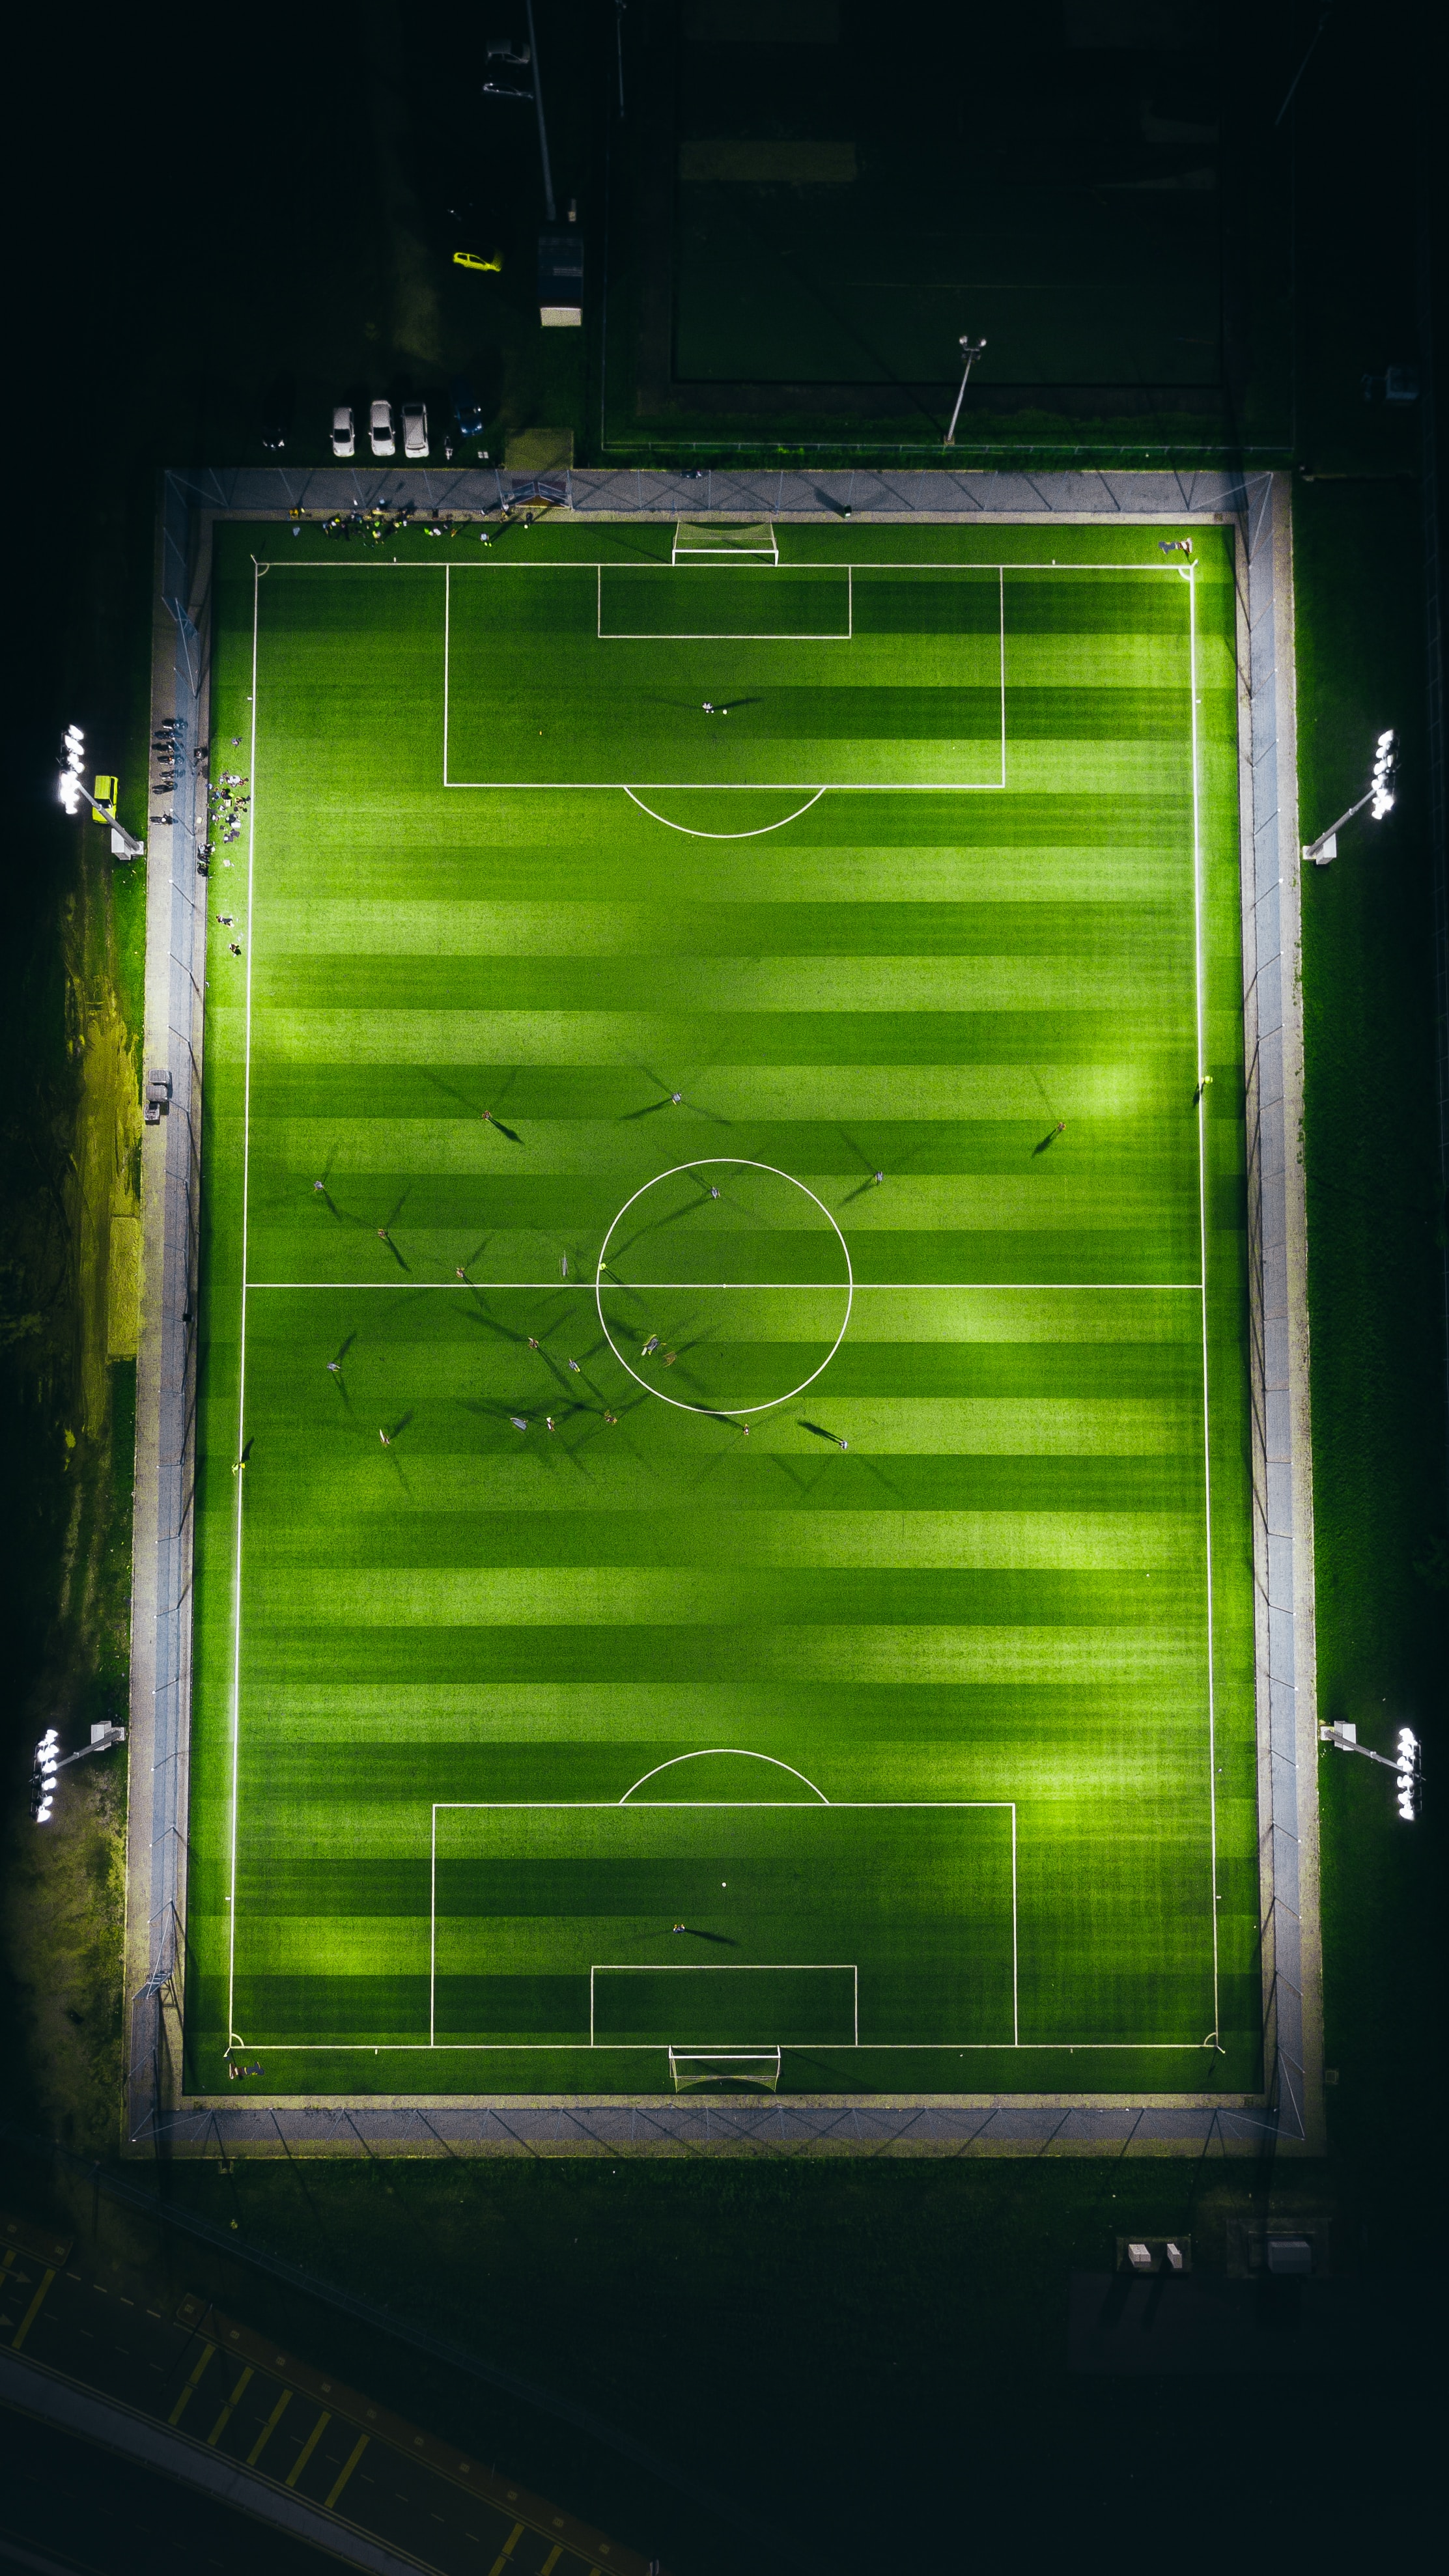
[
  {"x1": 250, "y1": 957, "x2": 1194, "y2": 1014},
  {"x1": 223, "y1": 1007, "x2": 1195, "y2": 1065},
  {"x1": 259, "y1": 898, "x2": 1197, "y2": 960}
]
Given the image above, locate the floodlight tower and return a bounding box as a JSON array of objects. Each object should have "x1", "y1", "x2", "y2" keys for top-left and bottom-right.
[
  {"x1": 1302, "y1": 728, "x2": 1398, "y2": 864},
  {"x1": 944, "y1": 335, "x2": 988, "y2": 447},
  {"x1": 30, "y1": 1720, "x2": 127, "y2": 1825},
  {"x1": 57, "y1": 724, "x2": 145, "y2": 858},
  {"x1": 1319, "y1": 1719, "x2": 1422, "y2": 1819}
]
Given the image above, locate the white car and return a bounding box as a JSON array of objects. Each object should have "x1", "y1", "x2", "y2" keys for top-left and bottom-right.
[
  {"x1": 330, "y1": 404, "x2": 355, "y2": 459},
  {"x1": 402, "y1": 402, "x2": 429, "y2": 460},
  {"x1": 369, "y1": 399, "x2": 396, "y2": 458}
]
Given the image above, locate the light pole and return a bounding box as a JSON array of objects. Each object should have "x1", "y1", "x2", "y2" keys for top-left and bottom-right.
[
  {"x1": 31, "y1": 1722, "x2": 127, "y2": 1824},
  {"x1": 1319, "y1": 1720, "x2": 1422, "y2": 1820},
  {"x1": 944, "y1": 335, "x2": 988, "y2": 447},
  {"x1": 1302, "y1": 728, "x2": 1398, "y2": 864},
  {"x1": 523, "y1": 0, "x2": 557, "y2": 222},
  {"x1": 57, "y1": 724, "x2": 145, "y2": 858}
]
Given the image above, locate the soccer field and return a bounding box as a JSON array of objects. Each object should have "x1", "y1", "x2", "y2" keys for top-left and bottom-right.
[{"x1": 186, "y1": 515, "x2": 1258, "y2": 2099}]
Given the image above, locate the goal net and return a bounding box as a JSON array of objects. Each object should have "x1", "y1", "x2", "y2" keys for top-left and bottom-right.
[
  {"x1": 669, "y1": 2047, "x2": 782, "y2": 2093},
  {"x1": 671, "y1": 518, "x2": 780, "y2": 565}
]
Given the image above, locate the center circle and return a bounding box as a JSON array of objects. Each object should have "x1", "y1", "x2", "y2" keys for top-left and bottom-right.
[{"x1": 595, "y1": 1159, "x2": 853, "y2": 1416}]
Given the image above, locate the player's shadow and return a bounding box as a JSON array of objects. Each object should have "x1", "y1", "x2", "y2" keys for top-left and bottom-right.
[
  {"x1": 1032, "y1": 1127, "x2": 1063, "y2": 1156},
  {"x1": 798, "y1": 1420, "x2": 845, "y2": 1448},
  {"x1": 677, "y1": 1925, "x2": 739, "y2": 1947},
  {"x1": 460, "y1": 1298, "x2": 533, "y2": 1348},
  {"x1": 377, "y1": 1189, "x2": 412, "y2": 1269},
  {"x1": 619, "y1": 1066, "x2": 733, "y2": 1128}
]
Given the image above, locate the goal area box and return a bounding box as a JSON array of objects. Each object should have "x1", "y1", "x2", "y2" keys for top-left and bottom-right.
[{"x1": 430, "y1": 1802, "x2": 1016, "y2": 2055}]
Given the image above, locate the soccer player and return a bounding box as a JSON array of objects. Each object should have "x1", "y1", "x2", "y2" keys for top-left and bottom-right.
[{"x1": 642, "y1": 1334, "x2": 660, "y2": 1357}]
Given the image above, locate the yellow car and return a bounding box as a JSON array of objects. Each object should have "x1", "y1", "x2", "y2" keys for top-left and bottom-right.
[
  {"x1": 453, "y1": 249, "x2": 503, "y2": 273},
  {"x1": 91, "y1": 774, "x2": 117, "y2": 822}
]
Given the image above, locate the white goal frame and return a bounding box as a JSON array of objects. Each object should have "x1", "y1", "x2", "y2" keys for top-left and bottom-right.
[
  {"x1": 669, "y1": 2048, "x2": 782, "y2": 2092},
  {"x1": 671, "y1": 518, "x2": 780, "y2": 563}
]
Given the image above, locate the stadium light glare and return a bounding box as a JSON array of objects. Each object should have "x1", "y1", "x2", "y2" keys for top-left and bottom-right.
[
  {"x1": 59, "y1": 723, "x2": 85, "y2": 813},
  {"x1": 57, "y1": 723, "x2": 145, "y2": 856},
  {"x1": 1303, "y1": 727, "x2": 1398, "y2": 862}
]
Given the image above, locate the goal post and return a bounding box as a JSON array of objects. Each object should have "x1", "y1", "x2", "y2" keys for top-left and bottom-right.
[
  {"x1": 669, "y1": 2047, "x2": 782, "y2": 2093},
  {"x1": 671, "y1": 518, "x2": 780, "y2": 565}
]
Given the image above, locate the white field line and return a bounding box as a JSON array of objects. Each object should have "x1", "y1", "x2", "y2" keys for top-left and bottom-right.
[
  {"x1": 245, "y1": 1279, "x2": 1207, "y2": 1292},
  {"x1": 226, "y1": 563, "x2": 264, "y2": 2043},
  {"x1": 1187, "y1": 566, "x2": 1220, "y2": 2037},
  {"x1": 264, "y1": 558, "x2": 1196, "y2": 574},
  {"x1": 1011, "y1": 1802, "x2": 1019, "y2": 2046},
  {"x1": 442, "y1": 562, "x2": 451, "y2": 783},
  {"x1": 238, "y1": 2041, "x2": 1221, "y2": 2051},
  {"x1": 429, "y1": 1802, "x2": 438, "y2": 2048}
]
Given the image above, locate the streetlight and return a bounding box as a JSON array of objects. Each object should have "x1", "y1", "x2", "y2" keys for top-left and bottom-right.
[
  {"x1": 944, "y1": 335, "x2": 988, "y2": 447},
  {"x1": 57, "y1": 723, "x2": 144, "y2": 858},
  {"x1": 1302, "y1": 728, "x2": 1398, "y2": 865},
  {"x1": 1319, "y1": 1718, "x2": 1421, "y2": 1819}
]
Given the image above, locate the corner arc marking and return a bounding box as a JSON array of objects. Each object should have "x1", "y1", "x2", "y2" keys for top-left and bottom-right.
[{"x1": 619, "y1": 1750, "x2": 830, "y2": 1803}]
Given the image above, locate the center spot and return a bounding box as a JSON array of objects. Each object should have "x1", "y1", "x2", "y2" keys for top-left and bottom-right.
[{"x1": 595, "y1": 1160, "x2": 853, "y2": 1416}]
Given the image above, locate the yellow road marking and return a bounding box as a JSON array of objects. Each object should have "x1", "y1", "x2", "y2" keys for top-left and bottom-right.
[
  {"x1": 324, "y1": 2432, "x2": 369, "y2": 2511},
  {"x1": 10, "y1": 2267, "x2": 55, "y2": 2354},
  {"x1": 247, "y1": 2386, "x2": 292, "y2": 2467},
  {"x1": 167, "y1": 2339, "x2": 216, "y2": 2425},
  {"x1": 207, "y1": 2364, "x2": 253, "y2": 2445},
  {"x1": 540, "y1": 2550, "x2": 563, "y2": 2576},
  {"x1": 489, "y1": 2522, "x2": 526, "y2": 2576},
  {"x1": 285, "y1": 2408, "x2": 331, "y2": 2489}
]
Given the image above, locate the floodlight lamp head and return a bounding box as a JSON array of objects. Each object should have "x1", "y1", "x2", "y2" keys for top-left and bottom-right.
[{"x1": 1370, "y1": 727, "x2": 1398, "y2": 819}]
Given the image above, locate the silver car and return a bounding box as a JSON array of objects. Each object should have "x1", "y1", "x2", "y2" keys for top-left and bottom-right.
[
  {"x1": 331, "y1": 404, "x2": 355, "y2": 459},
  {"x1": 369, "y1": 399, "x2": 396, "y2": 458},
  {"x1": 402, "y1": 402, "x2": 429, "y2": 460}
]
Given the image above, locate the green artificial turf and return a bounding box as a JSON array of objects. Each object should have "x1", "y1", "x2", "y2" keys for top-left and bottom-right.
[{"x1": 186, "y1": 516, "x2": 1256, "y2": 2099}]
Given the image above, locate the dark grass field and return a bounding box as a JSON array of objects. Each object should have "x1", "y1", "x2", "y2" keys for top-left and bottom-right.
[{"x1": 184, "y1": 515, "x2": 1255, "y2": 2099}]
